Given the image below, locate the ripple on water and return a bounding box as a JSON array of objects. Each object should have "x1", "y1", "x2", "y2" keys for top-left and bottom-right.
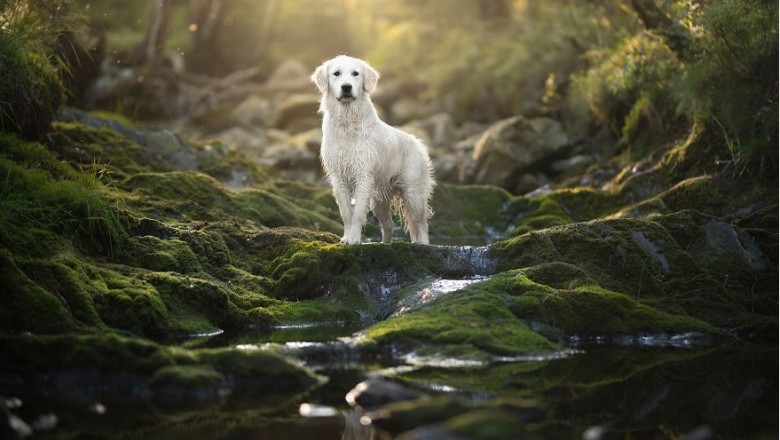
[{"x1": 567, "y1": 332, "x2": 714, "y2": 348}]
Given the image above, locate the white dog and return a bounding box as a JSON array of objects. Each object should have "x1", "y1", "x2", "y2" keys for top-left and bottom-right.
[{"x1": 311, "y1": 55, "x2": 435, "y2": 245}]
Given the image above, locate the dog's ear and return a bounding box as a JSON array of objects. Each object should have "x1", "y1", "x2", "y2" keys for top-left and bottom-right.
[
  {"x1": 311, "y1": 60, "x2": 329, "y2": 93},
  {"x1": 362, "y1": 61, "x2": 380, "y2": 94}
]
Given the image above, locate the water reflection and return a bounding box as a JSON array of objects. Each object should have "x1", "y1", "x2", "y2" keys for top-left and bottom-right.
[{"x1": 2, "y1": 336, "x2": 775, "y2": 439}]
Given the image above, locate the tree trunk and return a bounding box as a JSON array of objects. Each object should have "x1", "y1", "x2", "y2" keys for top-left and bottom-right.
[
  {"x1": 478, "y1": 0, "x2": 511, "y2": 22},
  {"x1": 251, "y1": 0, "x2": 283, "y2": 61},
  {"x1": 134, "y1": 0, "x2": 176, "y2": 66},
  {"x1": 629, "y1": 0, "x2": 690, "y2": 57},
  {"x1": 189, "y1": 0, "x2": 223, "y2": 53}
]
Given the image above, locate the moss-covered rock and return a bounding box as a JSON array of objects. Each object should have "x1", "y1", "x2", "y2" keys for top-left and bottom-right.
[
  {"x1": 492, "y1": 212, "x2": 776, "y2": 335},
  {"x1": 360, "y1": 290, "x2": 559, "y2": 360},
  {"x1": 125, "y1": 235, "x2": 202, "y2": 273},
  {"x1": 430, "y1": 183, "x2": 512, "y2": 239},
  {"x1": 0, "y1": 333, "x2": 320, "y2": 406},
  {"x1": 0, "y1": 249, "x2": 77, "y2": 334}
]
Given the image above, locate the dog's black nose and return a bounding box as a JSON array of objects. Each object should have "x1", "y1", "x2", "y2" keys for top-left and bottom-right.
[{"x1": 341, "y1": 84, "x2": 352, "y2": 93}]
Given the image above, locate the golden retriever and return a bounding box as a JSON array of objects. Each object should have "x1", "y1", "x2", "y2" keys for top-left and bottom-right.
[{"x1": 311, "y1": 55, "x2": 435, "y2": 245}]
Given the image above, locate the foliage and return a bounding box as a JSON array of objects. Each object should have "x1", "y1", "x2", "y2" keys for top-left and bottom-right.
[
  {"x1": 366, "y1": 1, "x2": 632, "y2": 123},
  {"x1": 674, "y1": 0, "x2": 778, "y2": 177},
  {"x1": 571, "y1": 32, "x2": 680, "y2": 143},
  {"x1": 0, "y1": 132, "x2": 127, "y2": 256},
  {"x1": 0, "y1": 0, "x2": 84, "y2": 139}
]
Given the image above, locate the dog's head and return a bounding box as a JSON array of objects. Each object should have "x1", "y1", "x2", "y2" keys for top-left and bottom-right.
[{"x1": 311, "y1": 55, "x2": 379, "y2": 103}]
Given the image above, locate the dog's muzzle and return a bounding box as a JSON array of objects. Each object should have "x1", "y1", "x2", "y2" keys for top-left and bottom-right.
[{"x1": 338, "y1": 83, "x2": 355, "y2": 102}]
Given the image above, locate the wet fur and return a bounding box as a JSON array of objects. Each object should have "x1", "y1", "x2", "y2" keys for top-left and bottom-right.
[{"x1": 311, "y1": 55, "x2": 435, "y2": 245}]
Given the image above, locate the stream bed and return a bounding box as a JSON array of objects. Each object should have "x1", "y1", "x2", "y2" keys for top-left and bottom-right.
[{"x1": 3, "y1": 321, "x2": 776, "y2": 440}]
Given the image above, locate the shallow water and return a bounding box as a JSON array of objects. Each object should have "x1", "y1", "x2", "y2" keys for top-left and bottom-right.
[{"x1": 4, "y1": 322, "x2": 776, "y2": 439}]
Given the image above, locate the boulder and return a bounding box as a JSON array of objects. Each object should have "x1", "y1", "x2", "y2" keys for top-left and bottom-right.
[
  {"x1": 268, "y1": 94, "x2": 321, "y2": 133},
  {"x1": 471, "y1": 115, "x2": 570, "y2": 193},
  {"x1": 211, "y1": 126, "x2": 267, "y2": 151},
  {"x1": 403, "y1": 113, "x2": 456, "y2": 149},
  {"x1": 260, "y1": 128, "x2": 322, "y2": 182},
  {"x1": 266, "y1": 59, "x2": 310, "y2": 87},
  {"x1": 390, "y1": 97, "x2": 440, "y2": 125},
  {"x1": 231, "y1": 95, "x2": 273, "y2": 129},
  {"x1": 346, "y1": 379, "x2": 424, "y2": 411}
]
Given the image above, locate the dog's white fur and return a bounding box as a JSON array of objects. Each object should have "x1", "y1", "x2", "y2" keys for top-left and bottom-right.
[{"x1": 311, "y1": 55, "x2": 435, "y2": 245}]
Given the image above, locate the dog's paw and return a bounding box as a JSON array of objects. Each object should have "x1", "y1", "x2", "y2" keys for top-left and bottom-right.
[{"x1": 341, "y1": 232, "x2": 362, "y2": 245}]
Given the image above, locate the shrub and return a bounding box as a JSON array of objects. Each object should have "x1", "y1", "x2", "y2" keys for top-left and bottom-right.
[
  {"x1": 674, "y1": 0, "x2": 778, "y2": 177},
  {"x1": 570, "y1": 32, "x2": 681, "y2": 145},
  {"x1": 0, "y1": 0, "x2": 69, "y2": 139}
]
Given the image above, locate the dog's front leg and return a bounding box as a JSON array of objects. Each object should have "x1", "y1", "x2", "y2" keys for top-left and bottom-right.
[
  {"x1": 342, "y1": 181, "x2": 371, "y2": 245},
  {"x1": 331, "y1": 178, "x2": 354, "y2": 242}
]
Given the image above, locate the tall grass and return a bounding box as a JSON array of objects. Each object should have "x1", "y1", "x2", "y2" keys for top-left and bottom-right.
[
  {"x1": 0, "y1": 133, "x2": 127, "y2": 256},
  {"x1": 0, "y1": 0, "x2": 81, "y2": 139}
]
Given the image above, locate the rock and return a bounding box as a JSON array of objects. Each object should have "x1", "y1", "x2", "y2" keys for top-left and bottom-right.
[
  {"x1": 0, "y1": 334, "x2": 320, "y2": 408},
  {"x1": 390, "y1": 97, "x2": 440, "y2": 125},
  {"x1": 268, "y1": 94, "x2": 321, "y2": 133},
  {"x1": 552, "y1": 154, "x2": 595, "y2": 173},
  {"x1": 454, "y1": 132, "x2": 483, "y2": 184},
  {"x1": 371, "y1": 79, "x2": 428, "y2": 111},
  {"x1": 345, "y1": 379, "x2": 424, "y2": 411},
  {"x1": 266, "y1": 59, "x2": 310, "y2": 87},
  {"x1": 395, "y1": 425, "x2": 470, "y2": 440},
  {"x1": 403, "y1": 113, "x2": 456, "y2": 149},
  {"x1": 231, "y1": 95, "x2": 273, "y2": 129},
  {"x1": 432, "y1": 152, "x2": 460, "y2": 183},
  {"x1": 471, "y1": 115, "x2": 570, "y2": 193},
  {"x1": 260, "y1": 128, "x2": 322, "y2": 182},
  {"x1": 143, "y1": 130, "x2": 198, "y2": 171},
  {"x1": 210, "y1": 126, "x2": 267, "y2": 151}
]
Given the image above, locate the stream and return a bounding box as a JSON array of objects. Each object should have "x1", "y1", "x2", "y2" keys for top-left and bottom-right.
[{"x1": 4, "y1": 317, "x2": 776, "y2": 439}]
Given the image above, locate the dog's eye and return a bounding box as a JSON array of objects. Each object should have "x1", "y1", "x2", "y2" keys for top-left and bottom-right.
[
  {"x1": 333, "y1": 71, "x2": 341, "y2": 77},
  {"x1": 352, "y1": 71, "x2": 359, "y2": 77}
]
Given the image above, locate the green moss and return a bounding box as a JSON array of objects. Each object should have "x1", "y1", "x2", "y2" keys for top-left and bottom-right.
[
  {"x1": 0, "y1": 133, "x2": 127, "y2": 256},
  {"x1": 446, "y1": 409, "x2": 521, "y2": 440},
  {"x1": 269, "y1": 239, "x2": 356, "y2": 299},
  {"x1": 0, "y1": 333, "x2": 318, "y2": 394},
  {"x1": 248, "y1": 297, "x2": 365, "y2": 326},
  {"x1": 493, "y1": 212, "x2": 776, "y2": 334},
  {"x1": 87, "y1": 110, "x2": 135, "y2": 128},
  {"x1": 122, "y1": 171, "x2": 232, "y2": 222},
  {"x1": 490, "y1": 269, "x2": 715, "y2": 336},
  {"x1": 361, "y1": 290, "x2": 558, "y2": 358},
  {"x1": 505, "y1": 187, "x2": 622, "y2": 236},
  {"x1": 118, "y1": 170, "x2": 342, "y2": 233},
  {"x1": 233, "y1": 187, "x2": 341, "y2": 232},
  {"x1": 125, "y1": 236, "x2": 202, "y2": 273},
  {"x1": 0, "y1": 31, "x2": 65, "y2": 139},
  {"x1": 430, "y1": 183, "x2": 512, "y2": 238},
  {"x1": 146, "y1": 272, "x2": 245, "y2": 334},
  {"x1": 16, "y1": 256, "x2": 105, "y2": 329},
  {"x1": 148, "y1": 365, "x2": 225, "y2": 388},
  {"x1": 50, "y1": 121, "x2": 171, "y2": 181},
  {"x1": 367, "y1": 397, "x2": 472, "y2": 435},
  {"x1": 92, "y1": 276, "x2": 170, "y2": 338},
  {"x1": 0, "y1": 249, "x2": 77, "y2": 334}
]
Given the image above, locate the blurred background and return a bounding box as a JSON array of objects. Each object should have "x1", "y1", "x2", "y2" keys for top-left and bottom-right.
[{"x1": 1, "y1": 0, "x2": 777, "y2": 192}]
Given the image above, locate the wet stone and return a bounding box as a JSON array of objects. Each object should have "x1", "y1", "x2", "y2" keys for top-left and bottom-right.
[{"x1": 346, "y1": 379, "x2": 425, "y2": 412}]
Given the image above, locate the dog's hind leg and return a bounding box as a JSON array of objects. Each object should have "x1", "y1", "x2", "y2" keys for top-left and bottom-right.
[
  {"x1": 402, "y1": 192, "x2": 430, "y2": 244},
  {"x1": 373, "y1": 199, "x2": 394, "y2": 243}
]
